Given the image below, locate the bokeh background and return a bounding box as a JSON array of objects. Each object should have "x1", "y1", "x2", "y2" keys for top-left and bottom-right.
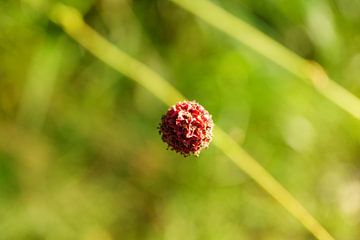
[{"x1": 1, "y1": 0, "x2": 360, "y2": 239}]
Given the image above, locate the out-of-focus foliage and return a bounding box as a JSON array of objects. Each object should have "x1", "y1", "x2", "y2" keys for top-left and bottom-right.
[{"x1": 1, "y1": 0, "x2": 360, "y2": 239}]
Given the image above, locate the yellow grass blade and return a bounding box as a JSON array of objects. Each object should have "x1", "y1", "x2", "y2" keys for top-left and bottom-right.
[
  {"x1": 170, "y1": 0, "x2": 360, "y2": 121},
  {"x1": 214, "y1": 127, "x2": 334, "y2": 240},
  {"x1": 49, "y1": 4, "x2": 184, "y2": 107}
]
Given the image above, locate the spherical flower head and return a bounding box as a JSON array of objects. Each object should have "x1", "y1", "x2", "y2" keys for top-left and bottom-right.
[{"x1": 159, "y1": 100, "x2": 214, "y2": 157}]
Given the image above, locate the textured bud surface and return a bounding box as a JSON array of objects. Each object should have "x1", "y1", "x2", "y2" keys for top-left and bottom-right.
[{"x1": 159, "y1": 100, "x2": 214, "y2": 157}]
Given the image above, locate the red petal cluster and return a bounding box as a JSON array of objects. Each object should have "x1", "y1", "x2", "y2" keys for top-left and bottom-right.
[{"x1": 159, "y1": 100, "x2": 214, "y2": 157}]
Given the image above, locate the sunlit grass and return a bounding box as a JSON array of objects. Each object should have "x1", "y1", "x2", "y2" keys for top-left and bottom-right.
[{"x1": 23, "y1": 2, "x2": 338, "y2": 240}]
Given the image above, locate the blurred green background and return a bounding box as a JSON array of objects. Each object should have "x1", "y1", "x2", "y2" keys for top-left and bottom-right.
[{"x1": 1, "y1": 0, "x2": 360, "y2": 239}]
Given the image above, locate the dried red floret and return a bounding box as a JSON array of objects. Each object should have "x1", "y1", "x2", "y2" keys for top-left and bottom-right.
[{"x1": 159, "y1": 100, "x2": 214, "y2": 157}]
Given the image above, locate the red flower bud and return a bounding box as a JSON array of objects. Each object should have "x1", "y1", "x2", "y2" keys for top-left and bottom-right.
[{"x1": 159, "y1": 100, "x2": 214, "y2": 157}]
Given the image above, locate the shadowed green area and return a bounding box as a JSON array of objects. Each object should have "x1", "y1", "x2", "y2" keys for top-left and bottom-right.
[{"x1": 1, "y1": 0, "x2": 360, "y2": 239}]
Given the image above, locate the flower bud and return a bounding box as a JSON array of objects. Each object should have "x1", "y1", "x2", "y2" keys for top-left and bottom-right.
[{"x1": 159, "y1": 100, "x2": 214, "y2": 157}]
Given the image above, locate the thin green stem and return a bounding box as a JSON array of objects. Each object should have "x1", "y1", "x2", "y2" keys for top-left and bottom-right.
[
  {"x1": 214, "y1": 127, "x2": 334, "y2": 240},
  {"x1": 49, "y1": 4, "x2": 184, "y2": 107},
  {"x1": 170, "y1": 0, "x2": 360, "y2": 121},
  {"x1": 26, "y1": 2, "x2": 335, "y2": 240}
]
